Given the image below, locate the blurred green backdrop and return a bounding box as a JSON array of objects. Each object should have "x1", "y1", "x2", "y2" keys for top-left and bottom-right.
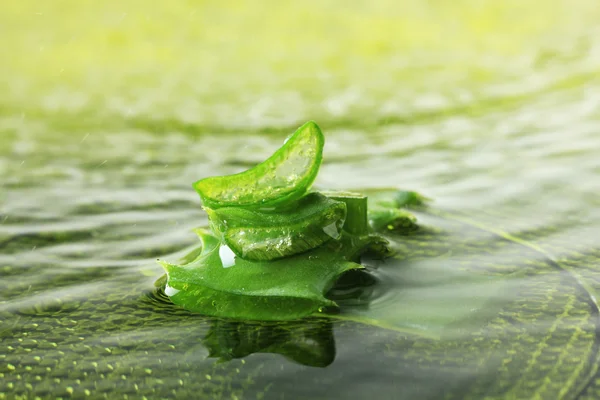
[{"x1": 2, "y1": 0, "x2": 599, "y2": 132}]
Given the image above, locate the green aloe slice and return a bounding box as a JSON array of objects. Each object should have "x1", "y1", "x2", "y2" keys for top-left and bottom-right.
[
  {"x1": 394, "y1": 190, "x2": 430, "y2": 208},
  {"x1": 158, "y1": 229, "x2": 385, "y2": 321},
  {"x1": 365, "y1": 188, "x2": 430, "y2": 210},
  {"x1": 319, "y1": 191, "x2": 368, "y2": 235},
  {"x1": 369, "y1": 208, "x2": 418, "y2": 232},
  {"x1": 206, "y1": 192, "x2": 346, "y2": 261},
  {"x1": 193, "y1": 121, "x2": 324, "y2": 209}
]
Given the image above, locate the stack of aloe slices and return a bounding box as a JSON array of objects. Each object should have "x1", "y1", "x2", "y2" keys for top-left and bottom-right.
[{"x1": 158, "y1": 121, "x2": 423, "y2": 321}]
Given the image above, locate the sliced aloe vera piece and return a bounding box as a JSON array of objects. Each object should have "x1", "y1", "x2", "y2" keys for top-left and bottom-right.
[
  {"x1": 369, "y1": 208, "x2": 418, "y2": 232},
  {"x1": 320, "y1": 191, "x2": 368, "y2": 235},
  {"x1": 159, "y1": 229, "x2": 371, "y2": 321},
  {"x1": 206, "y1": 193, "x2": 346, "y2": 261},
  {"x1": 193, "y1": 121, "x2": 324, "y2": 209},
  {"x1": 365, "y1": 188, "x2": 430, "y2": 210}
]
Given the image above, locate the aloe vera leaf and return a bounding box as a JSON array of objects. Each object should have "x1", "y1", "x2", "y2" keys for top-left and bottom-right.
[
  {"x1": 158, "y1": 230, "x2": 381, "y2": 321},
  {"x1": 224, "y1": 222, "x2": 339, "y2": 261},
  {"x1": 206, "y1": 192, "x2": 347, "y2": 261},
  {"x1": 206, "y1": 193, "x2": 344, "y2": 231},
  {"x1": 369, "y1": 208, "x2": 419, "y2": 233},
  {"x1": 394, "y1": 190, "x2": 430, "y2": 208},
  {"x1": 364, "y1": 188, "x2": 430, "y2": 209},
  {"x1": 193, "y1": 121, "x2": 324, "y2": 209},
  {"x1": 320, "y1": 191, "x2": 368, "y2": 235}
]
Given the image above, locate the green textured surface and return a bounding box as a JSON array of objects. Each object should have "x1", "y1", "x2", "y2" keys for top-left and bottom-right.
[{"x1": 2, "y1": 0, "x2": 600, "y2": 398}]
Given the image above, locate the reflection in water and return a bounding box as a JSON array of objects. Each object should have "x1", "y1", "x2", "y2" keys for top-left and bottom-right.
[
  {"x1": 203, "y1": 318, "x2": 336, "y2": 368},
  {"x1": 327, "y1": 268, "x2": 381, "y2": 309}
]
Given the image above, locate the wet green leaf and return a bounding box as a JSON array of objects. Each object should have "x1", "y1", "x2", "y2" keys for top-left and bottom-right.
[
  {"x1": 369, "y1": 208, "x2": 418, "y2": 233},
  {"x1": 363, "y1": 188, "x2": 428, "y2": 233},
  {"x1": 193, "y1": 121, "x2": 324, "y2": 209},
  {"x1": 366, "y1": 188, "x2": 429, "y2": 209},
  {"x1": 319, "y1": 191, "x2": 368, "y2": 235},
  {"x1": 159, "y1": 229, "x2": 387, "y2": 320},
  {"x1": 394, "y1": 190, "x2": 430, "y2": 208},
  {"x1": 206, "y1": 192, "x2": 347, "y2": 261}
]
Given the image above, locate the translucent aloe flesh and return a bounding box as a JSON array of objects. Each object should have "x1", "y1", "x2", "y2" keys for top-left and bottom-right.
[
  {"x1": 193, "y1": 121, "x2": 324, "y2": 209},
  {"x1": 206, "y1": 192, "x2": 347, "y2": 261},
  {"x1": 224, "y1": 221, "x2": 341, "y2": 261},
  {"x1": 319, "y1": 191, "x2": 368, "y2": 235},
  {"x1": 159, "y1": 229, "x2": 378, "y2": 320}
]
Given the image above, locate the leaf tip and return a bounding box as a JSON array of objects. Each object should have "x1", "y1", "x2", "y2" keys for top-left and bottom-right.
[
  {"x1": 192, "y1": 227, "x2": 215, "y2": 243},
  {"x1": 295, "y1": 120, "x2": 324, "y2": 145},
  {"x1": 157, "y1": 259, "x2": 174, "y2": 274},
  {"x1": 302, "y1": 120, "x2": 320, "y2": 130}
]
